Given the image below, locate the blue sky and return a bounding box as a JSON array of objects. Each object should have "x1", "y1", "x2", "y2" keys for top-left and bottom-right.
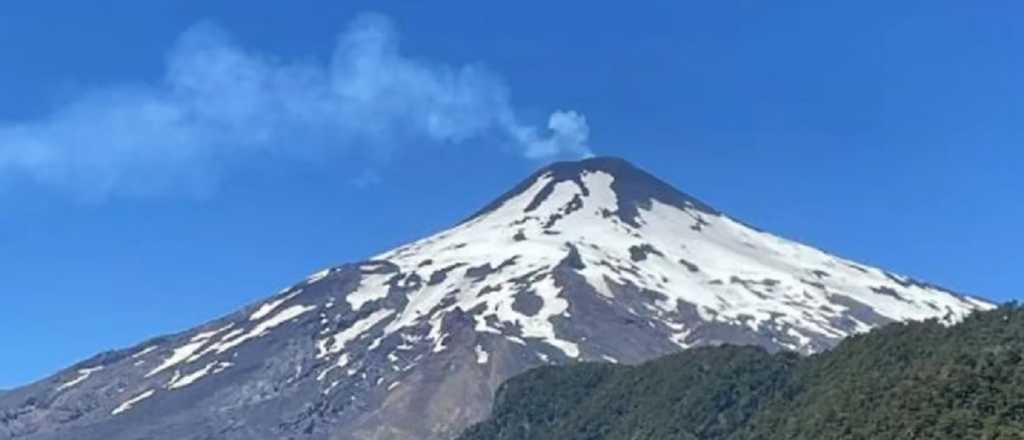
[{"x1": 1, "y1": 1, "x2": 1020, "y2": 388}]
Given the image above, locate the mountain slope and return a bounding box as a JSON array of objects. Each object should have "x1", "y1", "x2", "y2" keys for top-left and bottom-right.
[
  {"x1": 0, "y1": 157, "x2": 993, "y2": 440},
  {"x1": 458, "y1": 305, "x2": 1024, "y2": 440}
]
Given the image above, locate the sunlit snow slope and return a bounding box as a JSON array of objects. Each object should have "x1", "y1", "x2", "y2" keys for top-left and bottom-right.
[
  {"x1": 364, "y1": 158, "x2": 991, "y2": 356},
  {"x1": 0, "y1": 157, "x2": 993, "y2": 440}
]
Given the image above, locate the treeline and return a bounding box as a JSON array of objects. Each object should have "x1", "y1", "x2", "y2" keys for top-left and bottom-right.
[{"x1": 458, "y1": 304, "x2": 1024, "y2": 440}]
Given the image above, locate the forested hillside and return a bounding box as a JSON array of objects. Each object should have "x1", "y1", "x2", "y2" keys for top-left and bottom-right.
[{"x1": 459, "y1": 305, "x2": 1024, "y2": 440}]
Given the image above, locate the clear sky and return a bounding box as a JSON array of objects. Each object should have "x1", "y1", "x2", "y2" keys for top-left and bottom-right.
[{"x1": 1, "y1": 1, "x2": 1020, "y2": 389}]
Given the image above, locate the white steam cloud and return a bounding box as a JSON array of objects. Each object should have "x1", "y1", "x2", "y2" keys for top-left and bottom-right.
[{"x1": 0, "y1": 13, "x2": 592, "y2": 197}]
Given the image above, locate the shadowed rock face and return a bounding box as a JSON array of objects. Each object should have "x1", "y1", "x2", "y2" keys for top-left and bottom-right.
[{"x1": 0, "y1": 157, "x2": 993, "y2": 440}]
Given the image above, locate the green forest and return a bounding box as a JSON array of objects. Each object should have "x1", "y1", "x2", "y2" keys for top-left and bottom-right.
[{"x1": 459, "y1": 305, "x2": 1024, "y2": 440}]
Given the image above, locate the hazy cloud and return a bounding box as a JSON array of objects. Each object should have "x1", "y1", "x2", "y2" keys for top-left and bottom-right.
[
  {"x1": 519, "y1": 110, "x2": 592, "y2": 159},
  {"x1": 0, "y1": 13, "x2": 592, "y2": 197}
]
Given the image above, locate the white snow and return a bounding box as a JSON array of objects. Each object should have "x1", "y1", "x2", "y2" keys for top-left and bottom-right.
[
  {"x1": 149, "y1": 305, "x2": 314, "y2": 380},
  {"x1": 336, "y1": 353, "x2": 351, "y2": 369},
  {"x1": 347, "y1": 276, "x2": 390, "y2": 312},
  {"x1": 307, "y1": 269, "x2": 332, "y2": 284},
  {"x1": 111, "y1": 389, "x2": 155, "y2": 415},
  {"x1": 130, "y1": 346, "x2": 158, "y2": 359},
  {"x1": 475, "y1": 345, "x2": 489, "y2": 364},
  {"x1": 190, "y1": 323, "x2": 235, "y2": 342},
  {"x1": 250, "y1": 290, "x2": 302, "y2": 321},
  {"x1": 212, "y1": 304, "x2": 317, "y2": 354},
  {"x1": 167, "y1": 361, "x2": 233, "y2": 389},
  {"x1": 313, "y1": 309, "x2": 395, "y2": 383},
  {"x1": 318, "y1": 309, "x2": 395, "y2": 358},
  {"x1": 361, "y1": 173, "x2": 600, "y2": 359},
  {"x1": 356, "y1": 167, "x2": 992, "y2": 360},
  {"x1": 214, "y1": 327, "x2": 246, "y2": 344},
  {"x1": 146, "y1": 341, "x2": 207, "y2": 378},
  {"x1": 56, "y1": 366, "x2": 104, "y2": 391}
]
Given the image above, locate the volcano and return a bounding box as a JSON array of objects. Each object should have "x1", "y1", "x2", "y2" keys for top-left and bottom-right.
[{"x1": 0, "y1": 157, "x2": 993, "y2": 440}]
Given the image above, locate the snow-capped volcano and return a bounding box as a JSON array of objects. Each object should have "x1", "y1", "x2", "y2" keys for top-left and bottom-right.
[{"x1": 0, "y1": 157, "x2": 993, "y2": 440}]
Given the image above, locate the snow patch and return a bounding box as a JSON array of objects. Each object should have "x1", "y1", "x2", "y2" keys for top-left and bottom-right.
[
  {"x1": 347, "y1": 275, "x2": 391, "y2": 311},
  {"x1": 212, "y1": 304, "x2": 317, "y2": 354},
  {"x1": 318, "y1": 309, "x2": 395, "y2": 358},
  {"x1": 307, "y1": 269, "x2": 332, "y2": 284},
  {"x1": 56, "y1": 366, "x2": 104, "y2": 391},
  {"x1": 167, "y1": 361, "x2": 233, "y2": 390},
  {"x1": 475, "y1": 345, "x2": 489, "y2": 364},
  {"x1": 250, "y1": 290, "x2": 302, "y2": 321},
  {"x1": 130, "y1": 346, "x2": 158, "y2": 359},
  {"x1": 146, "y1": 341, "x2": 207, "y2": 378},
  {"x1": 190, "y1": 323, "x2": 236, "y2": 342},
  {"x1": 111, "y1": 389, "x2": 155, "y2": 415}
]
